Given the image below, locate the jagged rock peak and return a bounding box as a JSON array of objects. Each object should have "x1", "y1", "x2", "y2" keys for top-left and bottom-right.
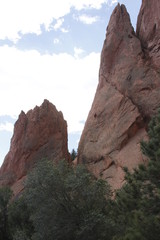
[
  {"x1": 99, "y1": 2, "x2": 141, "y2": 90},
  {"x1": 78, "y1": 0, "x2": 160, "y2": 190},
  {"x1": 107, "y1": 3, "x2": 134, "y2": 31},
  {"x1": 0, "y1": 99, "x2": 69, "y2": 195}
]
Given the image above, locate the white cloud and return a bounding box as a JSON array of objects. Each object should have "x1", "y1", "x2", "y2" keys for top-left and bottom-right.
[
  {"x1": 110, "y1": 0, "x2": 118, "y2": 6},
  {"x1": 0, "y1": 45, "x2": 100, "y2": 133},
  {"x1": 61, "y1": 28, "x2": 69, "y2": 33},
  {"x1": 73, "y1": 0, "x2": 111, "y2": 10},
  {"x1": 0, "y1": 0, "x2": 115, "y2": 42},
  {"x1": 53, "y1": 18, "x2": 64, "y2": 31},
  {"x1": 0, "y1": 122, "x2": 14, "y2": 133},
  {"x1": 76, "y1": 14, "x2": 99, "y2": 25},
  {"x1": 53, "y1": 38, "x2": 60, "y2": 44},
  {"x1": 52, "y1": 18, "x2": 69, "y2": 33},
  {"x1": 74, "y1": 47, "x2": 85, "y2": 59}
]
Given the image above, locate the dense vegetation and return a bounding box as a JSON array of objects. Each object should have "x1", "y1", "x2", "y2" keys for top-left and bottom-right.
[{"x1": 1, "y1": 110, "x2": 160, "y2": 240}]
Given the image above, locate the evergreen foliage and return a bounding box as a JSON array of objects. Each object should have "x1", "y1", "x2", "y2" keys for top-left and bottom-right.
[
  {"x1": 24, "y1": 160, "x2": 113, "y2": 240},
  {"x1": 8, "y1": 195, "x2": 34, "y2": 240},
  {"x1": 0, "y1": 187, "x2": 12, "y2": 240},
  {"x1": 1, "y1": 110, "x2": 160, "y2": 240},
  {"x1": 70, "y1": 149, "x2": 77, "y2": 161},
  {"x1": 112, "y1": 110, "x2": 160, "y2": 240},
  {"x1": 141, "y1": 109, "x2": 160, "y2": 162}
]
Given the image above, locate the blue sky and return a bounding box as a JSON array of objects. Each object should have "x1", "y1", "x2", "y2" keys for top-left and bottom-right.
[{"x1": 0, "y1": 0, "x2": 141, "y2": 166}]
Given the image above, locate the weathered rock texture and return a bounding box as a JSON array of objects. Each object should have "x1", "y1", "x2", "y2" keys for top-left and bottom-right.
[
  {"x1": 137, "y1": 0, "x2": 160, "y2": 68},
  {"x1": 0, "y1": 100, "x2": 69, "y2": 195},
  {"x1": 78, "y1": 1, "x2": 160, "y2": 190}
]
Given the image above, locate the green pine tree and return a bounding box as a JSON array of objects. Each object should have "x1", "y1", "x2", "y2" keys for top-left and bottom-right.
[
  {"x1": 112, "y1": 109, "x2": 160, "y2": 240},
  {"x1": 24, "y1": 159, "x2": 114, "y2": 240},
  {"x1": 0, "y1": 187, "x2": 12, "y2": 240}
]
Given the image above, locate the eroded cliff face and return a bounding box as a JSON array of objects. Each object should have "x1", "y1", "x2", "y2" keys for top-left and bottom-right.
[
  {"x1": 0, "y1": 100, "x2": 69, "y2": 195},
  {"x1": 137, "y1": 0, "x2": 160, "y2": 68},
  {"x1": 78, "y1": 1, "x2": 160, "y2": 189}
]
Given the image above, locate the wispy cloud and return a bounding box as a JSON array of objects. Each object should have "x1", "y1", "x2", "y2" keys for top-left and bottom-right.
[
  {"x1": 73, "y1": 0, "x2": 114, "y2": 10},
  {"x1": 0, "y1": 122, "x2": 14, "y2": 133},
  {"x1": 75, "y1": 14, "x2": 99, "y2": 25},
  {"x1": 61, "y1": 28, "x2": 69, "y2": 33},
  {"x1": 52, "y1": 18, "x2": 69, "y2": 33},
  {"x1": 53, "y1": 38, "x2": 60, "y2": 44},
  {"x1": 110, "y1": 0, "x2": 118, "y2": 6},
  {"x1": 0, "y1": 0, "x2": 115, "y2": 42},
  {"x1": 53, "y1": 18, "x2": 64, "y2": 31},
  {"x1": 74, "y1": 47, "x2": 85, "y2": 59}
]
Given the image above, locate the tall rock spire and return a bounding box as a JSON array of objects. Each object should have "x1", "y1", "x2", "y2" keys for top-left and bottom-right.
[
  {"x1": 99, "y1": 4, "x2": 139, "y2": 84},
  {"x1": 78, "y1": 2, "x2": 160, "y2": 190}
]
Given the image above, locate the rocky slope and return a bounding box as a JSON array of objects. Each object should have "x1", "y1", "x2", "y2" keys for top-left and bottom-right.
[
  {"x1": 0, "y1": 100, "x2": 69, "y2": 195},
  {"x1": 78, "y1": 1, "x2": 160, "y2": 189}
]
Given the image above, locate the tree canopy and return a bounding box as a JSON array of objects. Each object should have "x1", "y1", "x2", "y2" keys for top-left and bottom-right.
[
  {"x1": 1, "y1": 110, "x2": 160, "y2": 240},
  {"x1": 111, "y1": 110, "x2": 160, "y2": 240},
  {"x1": 24, "y1": 160, "x2": 113, "y2": 240},
  {"x1": 0, "y1": 186, "x2": 12, "y2": 240}
]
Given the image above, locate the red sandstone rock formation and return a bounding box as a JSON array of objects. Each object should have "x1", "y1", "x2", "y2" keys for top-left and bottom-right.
[
  {"x1": 0, "y1": 100, "x2": 69, "y2": 195},
  {"x1": 137, "y1": 0, "x2": 160, "y2": 69},
  {"x1": 78, "y1": 1, "x2": 160, "y2": 189}
]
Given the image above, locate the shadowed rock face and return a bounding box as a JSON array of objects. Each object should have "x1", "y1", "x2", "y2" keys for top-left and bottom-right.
[
  {"x1": 137, "y1": 0, "x2": 160, "y2": 68},
  {"x1": 0, "y1": 100, "x2": 69, "y2": 195},
  {"x1": 78, "y1": 2, "x2": 160, "y2": 189}
]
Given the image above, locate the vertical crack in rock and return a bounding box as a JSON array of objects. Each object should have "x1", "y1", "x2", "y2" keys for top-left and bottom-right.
[{"x1": 78, "y1": 2, "x2": 160, "y2": 190}]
